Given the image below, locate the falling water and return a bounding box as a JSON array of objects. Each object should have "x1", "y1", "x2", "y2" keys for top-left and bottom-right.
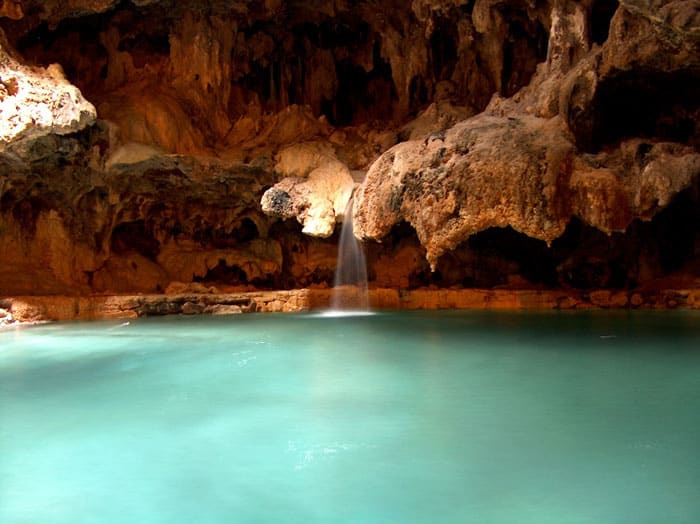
[{"x1": 330, "y1": 196, "x2": 369, "y2": 312}]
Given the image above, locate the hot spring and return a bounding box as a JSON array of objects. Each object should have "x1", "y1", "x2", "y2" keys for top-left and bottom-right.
[{"x1": 1, "y1": 310, "x2": 699, "y2": 523}]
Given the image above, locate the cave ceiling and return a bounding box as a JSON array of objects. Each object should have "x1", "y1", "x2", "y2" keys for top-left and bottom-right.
[{"x1": 0, "y1": 0, "x2": 698, "y2": 295}]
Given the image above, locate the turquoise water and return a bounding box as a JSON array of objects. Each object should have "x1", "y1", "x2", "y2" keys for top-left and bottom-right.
[{"x1": 1, "y1": 311, "x2": 699, "y2": 523}]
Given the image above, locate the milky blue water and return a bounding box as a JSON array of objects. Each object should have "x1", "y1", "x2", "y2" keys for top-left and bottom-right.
[{"x1": 1, "y1": 311, "x2": 699, "y2": 524}]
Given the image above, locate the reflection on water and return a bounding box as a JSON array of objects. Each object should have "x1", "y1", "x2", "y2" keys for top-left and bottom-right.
[{"x1": 1, "y1": 311, "x2": 700, "y2": 523}]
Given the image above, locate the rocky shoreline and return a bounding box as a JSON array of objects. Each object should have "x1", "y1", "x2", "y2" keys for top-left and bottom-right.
[{"x1": 2, "y1": 287, "x2": 700, "y2": 326}]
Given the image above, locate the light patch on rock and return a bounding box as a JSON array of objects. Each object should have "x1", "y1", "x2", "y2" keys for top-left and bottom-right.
[
  {"x1": 105, "y1": 142, "x2": 167, "y2": 169},
  {"x1": 261, "y1": 141, "x2": 355, "y2": 237},
  {"x1": 0, "y1": 30, "x2": 96, "y2": 150}
]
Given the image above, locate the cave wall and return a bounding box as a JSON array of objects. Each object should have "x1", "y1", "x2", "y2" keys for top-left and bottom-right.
[
  {"x1": 3, "y1": 0, "x2": 543, "y2": 156},
  {"x1": 0, "y1": 0, "x2": 699, "y2": 297}
]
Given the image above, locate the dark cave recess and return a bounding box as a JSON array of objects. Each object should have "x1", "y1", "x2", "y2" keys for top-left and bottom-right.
[
  {"x1": 570, "y1": 67, "x2": 700, "y2": 153},
  {"x1": 364, "y1": 184, "x2": 699, "y2": 292},
  {"x1": 4, "y1": 0, "x2": 552, "y2": 128}
]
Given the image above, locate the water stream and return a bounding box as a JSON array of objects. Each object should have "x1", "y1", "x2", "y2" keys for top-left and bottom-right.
[{"x1": 330, "y1": 196, "x2": 369, "y2": 312}]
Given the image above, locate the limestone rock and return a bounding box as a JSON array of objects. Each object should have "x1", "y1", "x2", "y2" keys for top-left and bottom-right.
[
  {"x1": 0, "y1": 147, "x2": 281, "y2": 295},
  {"x1": 261, "y1": 142, "x2": 355, "y2": 237},
  {"x1": 355, "y1": 114, "x2": 576, "y2": 269},
  {"x1": 399, "y1": 98, "x2": 474, "y2": 141},
  {"x1": 0, "y1": 306, "x2": 13, "y2": 327},
  {"x1": 0, "y1": 1, "x2": 23, "y2": 20},
  {"x1": 571, "y1": 141, "x2": 700, "y2": 232},
  {"x1": 206, "y1": 304, "x2": 243, "y2": 315},
  {"x1": 0, "y1": 29, "x2": 96, "y2": 152},
  {"x1": 0, "y1": 0, "x2": 699, "y2": 299}
]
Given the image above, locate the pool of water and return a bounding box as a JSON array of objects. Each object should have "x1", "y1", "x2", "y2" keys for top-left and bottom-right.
[{"x1": 1, "y1": 310, "x2": 699, "y2": 523}]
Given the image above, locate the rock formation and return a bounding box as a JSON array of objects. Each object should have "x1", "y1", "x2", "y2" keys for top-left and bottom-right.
[{"x1": 0, "y1": 0, "x2": 699, "y2": 310}]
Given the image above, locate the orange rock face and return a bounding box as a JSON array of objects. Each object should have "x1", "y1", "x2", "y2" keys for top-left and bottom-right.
[{"x1": 0, "y1": 0, "x2": 699, "y2": 304}]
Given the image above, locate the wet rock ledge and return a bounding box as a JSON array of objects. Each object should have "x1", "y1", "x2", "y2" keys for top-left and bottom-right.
[{"x1": 2, "y1": 287, "x2": 700, "y2": 325}]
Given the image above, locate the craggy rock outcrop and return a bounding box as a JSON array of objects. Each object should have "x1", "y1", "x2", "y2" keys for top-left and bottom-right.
[
  {"x1": 0, "y1": 29, "x2": 95, "y2": 150},
  {"x1": 261, "y1": 141, "x2": 355, "y2": 237},
  {"x1": 0, "y1": 0, "x2": 699, "y2": 302},
  {"x1": 354, "y1": 0, "x2": 700, "y2": 271},
  {"x1": 0, "y1": 138, "x2": 282, "y2": 294},
  {"x1": 355, "y1": 118, "x2": 700, "y2": 269},
  {"x1": 355, "y1": 114, "x2": 577, "y2": 268}
]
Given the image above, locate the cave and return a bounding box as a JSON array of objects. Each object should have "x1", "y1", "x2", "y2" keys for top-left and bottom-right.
[
  {"x1": 430, "y1": 18, "x2": 458, "y2": 81},
  {"x1": 500, "y1": 14, "x2": 548, "y2": 97},
  {"x1": 3, "y1": 3, "x2": 700, "y2": 519},
  {"x1": 322, "y1": 42, "x2": 396, "y2": 125},
  {"x1": 585, "y1": 68, "x2": 700, "y2": 151},
  {"x1": 194, "y1": 259, "x2": 248, "y2": 286},
  {"x1": 110, "y1": 220, "x2": 160, "y2": 260},
  {"x1": 468, "y1": 227, "x2": 559, "y2": 287},
  {"x1": 590, "y1": 0, "x2": 618, "y2": 46},
  {"x1": 0, "y1": 0, "x2": 699, "y2": 314},
  {"x1": 193, "y1": 218, "x2": 260, "y2": 248}
]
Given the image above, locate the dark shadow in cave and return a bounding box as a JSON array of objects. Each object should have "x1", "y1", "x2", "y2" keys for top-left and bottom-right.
[
  {"x1": 430, "y1": 20, "x2": 457, "y2": 81},
  {"x1": 500, "y1": 11, "x2": 548, "y2": 97},
  {"x1": 194, "y1": 260, "x2": 248, "y2": 286},
  {"x1": 641, "y1": 187, "x2": 699, "y2": 275},
  {"x1": 551, "y1": 219, "x2": 636, "y2": 289},
  {"x1": 322, "y1": 42, "x2": 396, "y2": 126},
  {"x1": 590, "y1": 0, "x2": 619, "y2": 45},
  {"x1": 553, "y1": 183, "x2": 699, "y2": 288},
  {"x1": 468, "y1": 227, "x2": 559, "y2": 286},
  {"x1": 7, "y1": 0, "x2": 170, "y2": 96},
  {"x1": 580, "y1": 67, "x2": 700, "y2": 151},
  {"x1": 192, "y1": 217, "x2": 260, "y2": 249},
  {"x1": 111, "y1": 220, "x2": 160, "y2": 260}
]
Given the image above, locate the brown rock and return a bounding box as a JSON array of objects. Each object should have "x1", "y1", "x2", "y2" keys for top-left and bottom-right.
[
  {"x1": 0, "y1": 0, "x2": 698, "y2": 305},
  {"x1": 207, "y1": 304, "x2": 243, "y2": 315},
  {"x1": 589, "y1": 290, "x2": 612, "y2": 307},
  {"x1": 182, "y1": 301, "x2": 204, "y2": 315},
  {"x1": 630, "y1": 293, "x2": 644, "y2": 307},
  {"x1": 355, "y1": 114, "x2": 576, "y2": 269}
]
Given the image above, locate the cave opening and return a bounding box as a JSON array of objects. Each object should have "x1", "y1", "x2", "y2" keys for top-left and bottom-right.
[
  {"x1": 430, "y1": 20, "x2": 457, "y2": 81},
  {"x1": 230, "y1": 217, "x2": 260, "y2": 243},
  {"x1": 641, "y1": 187, "x2": 699, "y2": 276},
  {"x1": 327, "y1": 60, "x2": 369, "y2": 126},
  {"x1": 552, "y1": 219, "x2": 636, "y2": 289},
  {"x1": 500, "y1": 14, "x2": 549, "y2": 97},
  {"x1": 111, "y1": 220, "x2": 160, "y2": 261},
  {"x1": 242, "y1": 58, "x2": 274, "y2": 110},
  {"x1": 191, "y1": 217, "x2": 260, "y2": 249},
  {"x1": 194, "y1": 260, "x2": 248, "y2": 286},
  {"x1": 586, "y1": 68, "x2": 700, "y2": 151},
  {"x1": 7, "y1": 1, "x2": 172, "y2": 98},
  {"x1": 322, "y1": 42, "x2": 396, "y2": 126},
  {"x1": 590, "y1": 0, "x2": 619, "y2": 46},
  {"x1": 553, "y1": 183, "x2": 700, "y2": 289},
  {"x1": 468, "y1": 227, "x2": 559, "y2": 287},
  {"x1": 409, "y1": 75, "x2": 429, "y2": 115}
]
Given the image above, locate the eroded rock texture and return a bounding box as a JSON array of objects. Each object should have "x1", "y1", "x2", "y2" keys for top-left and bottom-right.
[{"x1": 0, "y1": 0, "x2": 699, "y2": 298}]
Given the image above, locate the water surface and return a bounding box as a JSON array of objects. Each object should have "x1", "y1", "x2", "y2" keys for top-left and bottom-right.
[{"x1": 1, "y1": 311, "x2": 699, "y2": 523}]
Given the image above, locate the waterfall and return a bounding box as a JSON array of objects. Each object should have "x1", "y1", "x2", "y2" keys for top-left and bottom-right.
[{"x1": 330, "y1": 196, "x2": 369, "y2": 312}]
